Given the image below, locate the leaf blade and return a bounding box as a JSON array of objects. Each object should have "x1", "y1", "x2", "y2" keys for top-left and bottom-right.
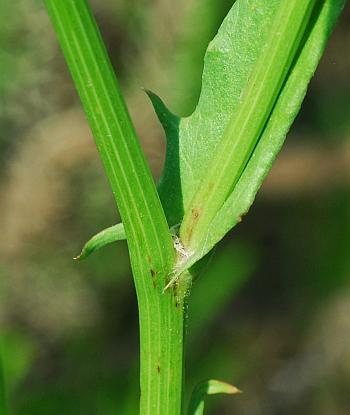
[
  {"x1": 74, "y1": 223, "x2": 126, "y2": 260},
  {"x1": 158, "y1": 1, "x2": 282, "y2": 226},
  {"x1": 172, "y1": 0, "x2": 347, "y2": 275},
  {"x1": 180, "y1": 0, "x2": 317, "y2": 250},
  {"x1": 187, "y1": 379, "x2": 241, "y2": 415}
]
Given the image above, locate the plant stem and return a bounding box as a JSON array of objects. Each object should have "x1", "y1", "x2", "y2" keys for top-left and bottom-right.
[{"x1": 44, "y1": 1, "x2": 188, "y2": 413}]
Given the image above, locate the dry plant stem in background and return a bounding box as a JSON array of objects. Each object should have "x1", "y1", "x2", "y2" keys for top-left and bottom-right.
[{"x1": 41, "y1": 1, "x2": 345, "y2": 414}]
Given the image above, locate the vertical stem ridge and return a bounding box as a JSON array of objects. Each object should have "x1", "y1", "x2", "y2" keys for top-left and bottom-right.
[{"x1": 44, "y1": 1, "x2": 185, "y2": 414}]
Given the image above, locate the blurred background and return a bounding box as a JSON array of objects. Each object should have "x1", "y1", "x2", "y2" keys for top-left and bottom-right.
[{"x1": 1, "y1": 1, "x2": 350, "y2": 414}]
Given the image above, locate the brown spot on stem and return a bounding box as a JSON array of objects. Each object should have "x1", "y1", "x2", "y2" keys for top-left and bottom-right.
[
  {"x1": 192, "y1": 208, "x2": 200, "y2": 220},
  {"x1": 157, "y1": 365, "x2": 161, "y2": 374},
  {"x1": 183, "y1": 208, "x2": 201, "y2": 244},
  {"x1": 186, "y1": 226, "x2": 194, "y2": 244},
  {"x1": 150, "y1": 269, "x2": 158, "y2": 288}
]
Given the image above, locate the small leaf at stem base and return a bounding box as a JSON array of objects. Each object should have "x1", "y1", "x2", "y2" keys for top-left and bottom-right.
[{"x1": 188, "y1": 379, "x2": 241, "y2": 415}]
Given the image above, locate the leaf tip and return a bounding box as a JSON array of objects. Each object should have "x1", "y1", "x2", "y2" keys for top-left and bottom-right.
[
  {"x1": 73, "y1": 251, "x2": 85, "y2": 261},
  {"x1": 206, "y1": 379, "x2": 242, "y2": 395},
  {"x1": 142, "y1": 88, "x2": 180, "y2": 135}
]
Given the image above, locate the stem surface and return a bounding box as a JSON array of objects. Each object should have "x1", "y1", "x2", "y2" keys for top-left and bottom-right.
[{"x1": 44, "y1": 1, "x2": 187, "y2": 414}]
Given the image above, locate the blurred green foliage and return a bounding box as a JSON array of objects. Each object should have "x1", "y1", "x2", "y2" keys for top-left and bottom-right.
[{"x1": 1, "y1": 1, "x2": 349, "y2": 414}]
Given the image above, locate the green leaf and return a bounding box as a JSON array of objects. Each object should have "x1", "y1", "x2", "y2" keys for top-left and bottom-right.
[
  {"x1": 180, "y1": 0, "x2": 316, "y2": 250},
  {"x1": 173, "y1": 0, "x2": 347, "y2": 276},
  {"x1": 145, "y1": 90, "x2": 182, "y2": 227},
  {"x1": 156, "y1": 0, "x2": 288, "y2": 228},
  {"x1": 77, "y1": 0, "x2": 345, "y2": 268},
  {"x1": 149, "y1": 0, "x2": 345, "y2": 276},
  {"x1": 74, "y1": 223, "x2": 126, "y2": 260},
  {"x1": 187, "y1": 379, "x2": 241, "y2": 415}
]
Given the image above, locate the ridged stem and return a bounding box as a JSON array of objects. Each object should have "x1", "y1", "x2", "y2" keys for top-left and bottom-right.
[{"x1": 44, "y1": 1, "x2": 187, "y2": 413}]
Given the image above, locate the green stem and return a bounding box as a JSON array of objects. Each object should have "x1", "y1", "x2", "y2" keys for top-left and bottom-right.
[{"x1": 44, "y1": 1, "x2": 188, "y2": 413}]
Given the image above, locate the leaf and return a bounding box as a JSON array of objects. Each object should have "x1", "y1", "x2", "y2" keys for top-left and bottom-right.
[
  {"x1": 173, "y1": 0, "x2": 347, "y2": 276},
  {"x1": 157, "y1": 0, "x2": 283, "y2": 227},
  {"x1": 74, "y1": 223, "x2": 126, "y2": 260},
  {"x1": 150, "y1": 0, "x2": 346, "y2": 275},
  {"x1": 180, "y1": 1, "x2": 316, "y2": 249},
  {"x1": 145, "y1": 90, "x2": 182, "y2": 227},
  {"x1": 72, "y1": 0, "x2": 345, "y2": 269},
  {"x1": 187, "y1": 379, "x2": 241, "y2": 415}
]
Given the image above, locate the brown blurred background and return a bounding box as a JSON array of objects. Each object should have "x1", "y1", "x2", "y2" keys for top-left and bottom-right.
[{"x1": 1, "y1": 1, "x2": 350, "y2": 414}]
